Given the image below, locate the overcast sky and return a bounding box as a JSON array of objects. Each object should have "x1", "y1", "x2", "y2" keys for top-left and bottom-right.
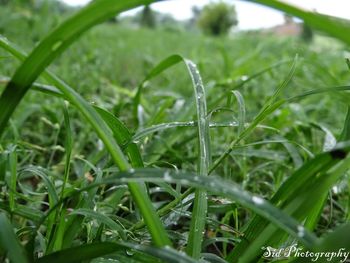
[{"x1": 60, "y1": 0, "x2": 350, "y2": 30}]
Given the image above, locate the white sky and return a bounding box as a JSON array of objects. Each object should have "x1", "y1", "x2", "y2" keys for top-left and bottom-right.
[{"x1": 60, "y1": 0, "x2": 350, "y2": 30}]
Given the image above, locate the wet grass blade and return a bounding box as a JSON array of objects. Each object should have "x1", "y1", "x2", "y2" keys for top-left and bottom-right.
[
  {"x1": 37, "y1": 169, "x2": 318, "y2": 251},
  {"x1": 184, "y1": 59, "x2": 211, "y2": 259},
  {"x1": 36, "y1": 241, "x2": 199, "y2": 263},
  {"x1": 0, "y1": 213, "x2": 29, "y2": 263}
]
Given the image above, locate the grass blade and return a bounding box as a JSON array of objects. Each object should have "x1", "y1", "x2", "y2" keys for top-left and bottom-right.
[
  {"x1": 0, "y1": 213, "x2": 29, "y2": 263},
  {"x1": 36, "y1": 241, "x2": 199, "y2": 263},
  {"x1": 184, "y1": 59, "x2": 211, "y2": 259}
]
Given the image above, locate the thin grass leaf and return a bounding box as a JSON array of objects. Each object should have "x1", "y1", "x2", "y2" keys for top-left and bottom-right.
[
  {"x1": 37, "y1": 169, "x2": 318, "y2": 251},
  {"x1": 8, "y1": 145, "x2": 17, "y2": 212},
  {"x1": 184, "y1": 59, "x2": 211, "y2": 259},
  {"x1": 0, "y1": 213, "x2": 29, "y2": 263}
]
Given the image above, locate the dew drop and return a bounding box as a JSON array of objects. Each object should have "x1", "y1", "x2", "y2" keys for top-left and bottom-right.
[
  {"x1": 163, "y1": 171, "x2": 172, "y2": 182},
  {"x1": 297, "y1": 225, "x2": 305, "y2": 237},
  {"x1": 252, "y1": 196, "x2": 264, "y2": 205}
]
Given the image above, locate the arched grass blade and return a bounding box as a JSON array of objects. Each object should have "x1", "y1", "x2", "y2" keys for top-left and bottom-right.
[
  {"x1": 37, "y1": 169, "x2": 318, "y2": 251},
  {"x1": 184, "y1": 59, "x2": 211, "y2": 259}
]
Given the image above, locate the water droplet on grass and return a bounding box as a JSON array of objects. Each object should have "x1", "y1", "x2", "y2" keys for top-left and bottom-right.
[
  {"x1": 252, "y1": 196, "x2": 264, "y2": 205},
  {"x1": 297, "y1": 225, "x2": 305, "y2": 237},
  {"x1": 163, "y1": 171, "x2": 172, "y2": 182}
]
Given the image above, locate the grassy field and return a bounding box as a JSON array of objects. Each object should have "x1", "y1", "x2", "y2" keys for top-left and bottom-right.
[{"x1": 1, "y1": 1, "x2": 350, "y2": 262}]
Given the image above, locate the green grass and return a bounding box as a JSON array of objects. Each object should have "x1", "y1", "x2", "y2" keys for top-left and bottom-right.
[{"x1": 0, "y1": 0, "x2": 350, "y2": 262}]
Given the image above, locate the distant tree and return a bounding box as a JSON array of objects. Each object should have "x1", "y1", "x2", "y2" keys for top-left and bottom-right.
[
  {"x1": 197, "y1": 2, "x2": 238, "y2": 36},
  {"x1": 140, "y1": 4, "x2": 156, "y2": 28}
]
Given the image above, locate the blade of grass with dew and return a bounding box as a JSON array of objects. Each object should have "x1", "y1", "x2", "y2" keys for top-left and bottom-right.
[
  {"x1": 36, "y1": 169, "x2": 318, "y2": 252},
  {"x1": 210, "y1": 55, "x2": 298, "y2": 173},
  {"x1": 36, "y1": 241, "x2": 200, "y2": 263},
  {"x1": 128, "y1": 53, "x2": 213, "y2": 257},
  {"x1": 0, "y1": 34, "x2": 171, "y2": 247},
  {"x1": 131, "y1": 121, "x2": 238, "y2": 143},
  {"x1": 0, "y1": 213, "x2": 29, "y2": 263},
  {"x1": 184, "y1": 59, "x2": 211, "y2": 259},
  {"x1": 246, "y1": 0, "x2": 350, "y2": 45}
]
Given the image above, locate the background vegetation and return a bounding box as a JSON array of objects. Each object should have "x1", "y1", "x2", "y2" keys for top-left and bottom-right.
[{"x1": 0, "y1": 0, "x2": 350, "y2": 262}]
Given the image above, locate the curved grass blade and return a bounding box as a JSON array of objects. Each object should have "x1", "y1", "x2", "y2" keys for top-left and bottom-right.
[
  {"x1": 133, "y1": 53, "x2": 212, "y2": 257},
  {"x1": 37, "y1": 169, "x2": 318, "y2": 251},
  {"x1": 0, "y1": 36, "x2": 170, "y2": 247},
  {"x1": 0, "y1": 213, "x2": 29, "y2": 263}
]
